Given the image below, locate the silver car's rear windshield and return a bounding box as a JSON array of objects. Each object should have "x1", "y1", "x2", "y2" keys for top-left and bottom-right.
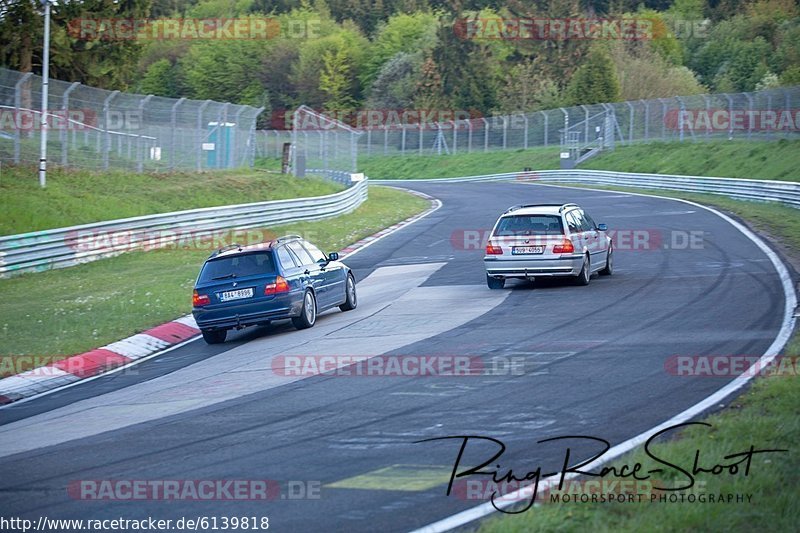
[
  {"x1": 493, "y1": 215, "x2": 564, "y2": 236},
  {"x1": 199, "y1": 252, "x2": 276, "y2": 282}
]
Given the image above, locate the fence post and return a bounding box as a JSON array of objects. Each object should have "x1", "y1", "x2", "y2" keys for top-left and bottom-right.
[
  {"x1": 521, "y1": 114, "x2": 528, "y2": 149},
  {"x1": 232, "y1": 107, "x2": 245, "y2": 167},
  {"x1": 702, "y1": 94, "x2": 711, "y2": 140},
  {"x1": 136, "y1": 95, "x2": 153, "y2": 172},
  {"x1": 676, "y1": 96, "x2": 685, "y2": 143},
  {"x1": 351, "y1": 131, "x2": 357, "y2": 172},
  {"x1": 467, "y1": 119, "x2": 473, "y2": 152},
  {"x1": 657, "y1": 98, "x2": 667, "y2": 140},
  {"x1": 60, "y1": 81, "x2": 80, "y2": 167},
  {"x1": 482, "y1": 117, "x2": 489, "y2": 152},
  {"x1": 541, "y1": 111, "x2": 548, "y2": 147},
  {"x1": 502, "y1": 116, "x2": 508, "y2": 149},
  {"x1": 249, "y1": 108, "x2": 264, "y2": 167},
  {"x1": 559, "y1": 108, "x2": 568, "y2": 148},
  {"x1": 102, "y1": 90, "x2": 119, "y2": 170},
  {"x1": 724, "y1": 94, "x2": 734, "y2": 140},
  {"x1": 625, "y1": 101, "x2": 634, "y2": 145},
  {"x1": 744, "y1": 92, "x2": 753, "y2": 140},
  {"x1": 452, "y1": 120, "x2": 458, "y2": 154},
  {"x1": 13, "y1": 72, "x2": 33, "y2": 164},
  {"x1": 581, "y1": 105, "x2": 589, "y2": 144},
  {"x1": 383, "y1": 125, "x2": 389, "y2": 155},
  {"x1": 419, "y1": 122, "x2": 424, "y2": 154},
  {"x1": 169, "y1": 97, "x2": 185, "y2": 170},
  {"x1": 641, "y1": 100, "x2": 649, "y2": 141},
  {"x1": 197, "y1": 100, "x2": 211, "y2": 172},
  {"x1": 401, "y1": 124, "x2": 406, "y2": 153}
]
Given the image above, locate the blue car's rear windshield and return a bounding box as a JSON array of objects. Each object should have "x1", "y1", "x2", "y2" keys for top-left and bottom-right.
[
  {"x1": 494, "y1": 215, "x2": 564, "y2": 236},
  {"x1": 199, "y1": 252, "x2": 276, "y2": 282}
]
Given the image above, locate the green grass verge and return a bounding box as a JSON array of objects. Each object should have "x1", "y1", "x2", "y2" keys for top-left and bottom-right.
[
  {"x1": 0, "y1": 165, "x2": 341, "y2": 236},
  {"x1": 478, "y1": 184, "x2": 798, "y2": 532},
  {"x1": 354, "y1": 139, "x2": 800, "y2": 181},
  {"x1": 480, "y1": 338, "x2": 799, "y2": 532},
  {"x1": 0, "y1": 186, "x2": 428, "y2": 360}
]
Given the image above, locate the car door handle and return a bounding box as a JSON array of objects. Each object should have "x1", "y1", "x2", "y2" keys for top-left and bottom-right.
[{"x1": 304, "y1": 269, "x2": 310, "y2": 275}]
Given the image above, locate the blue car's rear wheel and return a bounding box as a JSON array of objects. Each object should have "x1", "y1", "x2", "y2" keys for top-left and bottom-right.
[
  {"x1": 292, "y1": 290, "x2": 317, "y2": 330},
  {"x1": 339, "y1": 274, "x2": 357, "y2": 311}
]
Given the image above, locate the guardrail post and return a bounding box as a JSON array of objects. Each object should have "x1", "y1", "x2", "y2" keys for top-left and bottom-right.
[
  {"x1": 60, "y1": 81, "x2": 80, "y2": 167},
  {"x1": 136, "y1": 95, "x2": 153, "y2": 172},
  {"x1": 197, "y1": 100, "x2": 211, "y2": 172},
  {"x1": 102, "y1": 90, "x2": 119, "y2": 170},
  {"x1": 13, "y1": 72, "x2": 33, "y2": 164}
]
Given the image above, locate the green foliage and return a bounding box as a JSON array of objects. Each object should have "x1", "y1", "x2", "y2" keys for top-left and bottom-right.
[
  {"x1": 367, "y1": 52, "x2": 423, "y2": 109},
  {"x1": 320, "y1": 47, "x2": 356, "y2": 111},
  {"x1": 494, "y1": 60, "x2": 564, "y2": 114},
  {"x1": 137, "y1": 58, "x2": 182, "y2": 97},
  {"x1": 566, "y1": 46, "x2": 621, "y2": 105}
]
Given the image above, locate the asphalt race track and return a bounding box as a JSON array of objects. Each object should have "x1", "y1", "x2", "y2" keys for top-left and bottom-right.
[{"x1": 0, "y1": 181, "x2": 790, "y2": 532}]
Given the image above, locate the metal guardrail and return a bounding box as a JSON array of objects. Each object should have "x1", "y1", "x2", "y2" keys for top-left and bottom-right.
[
  {"x1": 0, "y1": 178, "x2": 368, "y2": 277},
  {"x1": 372, "y1": 170, "x2": 800, "y2": 208}
]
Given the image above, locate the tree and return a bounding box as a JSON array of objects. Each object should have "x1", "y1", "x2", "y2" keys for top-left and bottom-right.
[
  {"x1": 367, "y1": 51, "x2": 423, "y2": 109},
  {"x1": 566, "y1": 46, "x2": 621, "y2": 105},
  {"x1": 137, "y1": 58, "x2": 182, "y2": 97},
  {"x1": 320, "y1": 48, "x2": 356, "y2": 111},
  {"x1": 413, "y1": 56, "x2": 448, "y2": 110},
  {"x1": 494, "y1": 60, "x2": 564, "y2": 114}
]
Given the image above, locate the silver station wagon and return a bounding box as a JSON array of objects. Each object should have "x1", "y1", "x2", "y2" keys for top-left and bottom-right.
[{"x1": 483, "y1": 203, "x2": 613, "y2": 289}]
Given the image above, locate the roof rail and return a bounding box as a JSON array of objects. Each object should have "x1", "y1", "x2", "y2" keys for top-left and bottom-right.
[
  {"x1": 208, "y1": 243, "x2": 243, "y2": 259},
  {"x1": 274, "y1": 234, "x2": 303, "y2": 244},
  {"x1": 504, "y1": 203, "x2": 579, "y2": 214}
]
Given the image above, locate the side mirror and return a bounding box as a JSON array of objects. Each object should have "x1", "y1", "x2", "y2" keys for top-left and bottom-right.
[
  {"x1": 327, "y1": 252, "x2": 339, "y2": 261},
  {"x1": 597, "y1": 223, "x2": 608, "y2": 231}
]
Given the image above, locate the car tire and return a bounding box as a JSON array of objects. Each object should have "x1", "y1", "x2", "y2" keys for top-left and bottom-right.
[
  {"x1": 292, "y1": 290, "x2": 317, "y2": 330},
  {"x1": 201, "y1": 328, "x2": 227, "y2": 344},
  {"x1": 339, "y1": 274, "x2": 357, "y2": 311},
  {"x1": 599, "y1": 245, "x2": 613, "y2": 276},
  {"x1": 574, "y1": 255, "x2": 591, "y2": 286},
  {"x1": 486, "y1": 274, "x2": 505, "y2": 289}
]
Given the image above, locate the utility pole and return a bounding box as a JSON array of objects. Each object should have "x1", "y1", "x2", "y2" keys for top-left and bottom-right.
[{"x1": 38, "y1": 0, "x2": 52, "y2": 188}]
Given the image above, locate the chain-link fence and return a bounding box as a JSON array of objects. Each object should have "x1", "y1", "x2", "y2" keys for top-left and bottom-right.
[
  {"x1": 0, "y1": 68, "x2": 264, "y2": 172},
  {"x1": 255, "y1": 86, "x2": 800, "y2": 170}
]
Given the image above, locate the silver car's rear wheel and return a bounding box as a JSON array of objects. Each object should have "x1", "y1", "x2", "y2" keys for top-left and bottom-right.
[{"x1": 575, "y1": 255, "x2": 591, "y2": 286}]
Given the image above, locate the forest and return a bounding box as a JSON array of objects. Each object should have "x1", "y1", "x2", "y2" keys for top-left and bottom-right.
[{"x1": 1, "y1": 0, "x2": 799, "y2": 127}]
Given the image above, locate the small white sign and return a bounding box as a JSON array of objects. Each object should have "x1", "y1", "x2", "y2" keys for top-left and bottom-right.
[
  {"x1": 202, "y1": 143, "x2": 215, "y2": 151},
  {"x1": 350, "y1": 172, "x2": 365, "y2": 182},
  {"x1": 560, "y1": 152, "x2": 570, "y2": 159},
  {"x1": 149, "y1": 146, "x2": 161, "y2": 161}
]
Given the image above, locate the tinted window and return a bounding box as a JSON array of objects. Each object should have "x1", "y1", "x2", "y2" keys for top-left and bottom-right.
[
  {"x1": 565, "y1": 211, "x2": 582, "y2": 233},
  {"x1": 493, "y1": 215, "x2": 564, "y2": 236},
  {"x1": 287, "y1": 241, "x2": 314, "y2": 265},
  {"x1": 276, "y1": 246, "x2": 298, "y2": 269},
  {"x1": 199, "y1": 252, "x2": 276, "y2": 282},
  {"x1": 302, "y1": 241, "x2": 327, "y2": 262}
]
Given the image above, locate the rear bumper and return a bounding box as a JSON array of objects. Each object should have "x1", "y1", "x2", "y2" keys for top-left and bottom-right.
[
  {"x1": 484, "y1": 255, "x2": 583, "y2": 278},
  {"x1": 192, "y1": 292, "x2": 300, "y2": 330}
]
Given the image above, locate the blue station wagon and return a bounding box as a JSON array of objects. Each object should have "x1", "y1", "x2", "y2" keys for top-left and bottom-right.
[{"x1": 192, "y1": 235, "x2": 357, "y2": 344}]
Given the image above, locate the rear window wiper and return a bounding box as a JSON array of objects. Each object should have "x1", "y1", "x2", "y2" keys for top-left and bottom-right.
[{"x1": 212, "y1": 273, "x2": 237, "y2": 280}]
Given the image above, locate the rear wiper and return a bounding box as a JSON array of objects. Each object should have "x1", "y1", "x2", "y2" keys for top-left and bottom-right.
[{"x1": 212, "y1": 273, "x2": 237, "y2": 280}]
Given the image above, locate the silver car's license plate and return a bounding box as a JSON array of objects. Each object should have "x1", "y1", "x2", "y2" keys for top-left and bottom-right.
[
  {"x1": 512, "y1": 246, "x2": 544, "y2": 255},
  {"x1": 219, "y1": 288, "x2": 254, "y2": 302}
]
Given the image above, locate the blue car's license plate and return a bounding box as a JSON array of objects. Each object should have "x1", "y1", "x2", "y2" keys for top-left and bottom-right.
[{"x1": 219, "y1": 288, "x2": 254, "y2": 302}]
